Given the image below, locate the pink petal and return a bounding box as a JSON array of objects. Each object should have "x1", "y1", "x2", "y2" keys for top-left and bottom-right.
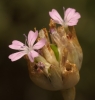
[
  {"x1": 12, "y1": 40, "x2": 24, "y2": 46},
  {"x1": 64, "y1": 8, "x2": 73, "y2": 16},
  {"x1": 28, "y1": 30, "x2": 38, "y2": 46},
  {"x1": 66, "y1": 14, "x2": 80, "y2": 26},
  {"x1": 69, "y1": 12, "x2": 81, "y2": 19},
  {"x1": 67, "y1": 20, "x2": 78, "y2": 26},
  {"x1": 64, "y1": 8, "x2": 81, "y2": 26},
  {"x1": 33, "y1": 38, "x2": 46, "y2": 50},
  {"x1": 9, "y1": 40, "x2": 25, "y2": 50},
  {"x1": 64, "y1": 8, "x2": 76, "y2": 20},
  {"x1": 9, "y1": 45, "x2": 26, "y2": 50},
  {"x1": 28, "y1": 50, "x2": 39, "y2": 62},
  {"x1": 31, "y1": 50, "x2": 39, "y2": 57},
  {"x1": 8, "y1": 51, "x2": 26, "y2": 61},
  {"x1": 49, "y1": 9, "x2": 64, "y2": 25}
]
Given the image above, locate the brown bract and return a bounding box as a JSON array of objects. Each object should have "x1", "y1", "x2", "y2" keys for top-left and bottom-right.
[{"x1": 26, "y1": 19, "x2": 83, "y2": 92}]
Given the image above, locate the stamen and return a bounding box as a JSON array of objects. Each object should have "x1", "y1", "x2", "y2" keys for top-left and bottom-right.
[
  {"x1": 23, "y1": 34, "x2": 28, "y2": 45},
  {"x1": 63, "y1": 7, "x2": 66, "y2": 26},
  {"x1": 63, "y1": 7, "x2": 65, "y2": 12}
]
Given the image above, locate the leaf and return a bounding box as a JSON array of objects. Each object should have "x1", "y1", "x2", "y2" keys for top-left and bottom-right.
[{"x1": 50, "y1": 44, "x2": 59, "y2": 61}]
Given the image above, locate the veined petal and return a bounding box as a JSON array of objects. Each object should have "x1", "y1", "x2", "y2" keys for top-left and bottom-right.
[
  {"x1": 33, "y1": 38, "x2": 46, "y2": 50},
  {"x1": 64, "y1": 8, "x2": 76, "y2": 20},
  {"x1": 64, "y1": 8, "x2": 81, "y2": 26},
  {"x1": 28, "y1": 50, "x2": 39, "y2": 62},
  {"x1": 8, "y1": 51, "x2": 26, "y2": 61},
  {"x1": 31, "y1": 50, "x2": 39, "y2": 57},
  {"x1": 28, "y1": 30, "x2": 38, "y2": 46},
  {"x1": 12, "y1": 40, "x2": 24, "y2": 46},
  {"x1": 9, "y1": 45, "x2": 27, "y2": 50},
  {"x1": 65, "y1": 14, "x2": 80, "y2": 26},
  {"x1": 67, "y1": 20, "x2": 78, "y2": 26},
  {"x1": 69, "y1": 12, "x2": 81, "y2": 20},
  {"x1": 49, "y1": 9, "x2": 64, "y2": 25},
  {"x1": 28, "y1": 53, "x2": 33, "y2": 62},
  {"x1": 9, "y1": 40, "x2": 25, "y2": 50}
]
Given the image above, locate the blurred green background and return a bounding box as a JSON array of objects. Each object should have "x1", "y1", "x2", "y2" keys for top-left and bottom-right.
[{"x1": 0, "y1": 0, "x2": 95, "y2": 100}]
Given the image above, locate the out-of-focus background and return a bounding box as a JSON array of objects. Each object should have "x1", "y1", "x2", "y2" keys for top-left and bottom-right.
[{"x1": 0, "y1": 0, "x2": 95, "y2": 100}]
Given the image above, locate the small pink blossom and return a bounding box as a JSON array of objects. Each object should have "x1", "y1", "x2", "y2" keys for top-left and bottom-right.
[
  {"x1": 49, "y1": 7, "x2": 81, "y2": 26},
  {"x1": 8, "y1": 30, "x2": 46, "y2": 62}
]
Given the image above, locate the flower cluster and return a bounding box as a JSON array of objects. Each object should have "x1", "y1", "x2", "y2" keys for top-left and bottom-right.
[
  {"x1": 9, "y1": 7, "x2": 81, "y2": 63},
  {"x1": 8, "y1": 7, "x2": 83, "y2": 96}
]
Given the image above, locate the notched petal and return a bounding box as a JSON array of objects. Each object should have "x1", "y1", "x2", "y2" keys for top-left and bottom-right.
[
  {"x1": 33, "y1": 38, "x2": 46, "y2": 50},
  {"x1": 28, "y1": 30, "x2": 38, "y2": 46},
  {"x1": 8, "y1": 51, "x2": 26, "y2": 61},
  {"x1": 12, "y1": 40, "x2": 24, "y2": 46},
  {"x1": 64, "y1": 8, "x2": 81, "y2": 26},
  {"x1": 49, "y1": 9, "x2": 64, "y2": 25}
]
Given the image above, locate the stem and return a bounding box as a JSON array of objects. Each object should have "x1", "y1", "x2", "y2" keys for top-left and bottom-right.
[{"x1": 61, "y1": 87, "x2": 75, "y2": 100}]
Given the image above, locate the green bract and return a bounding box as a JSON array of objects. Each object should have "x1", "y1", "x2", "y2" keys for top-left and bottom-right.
[{"x1": 50, "y1": 44, "x2": 59, "y2": 61}]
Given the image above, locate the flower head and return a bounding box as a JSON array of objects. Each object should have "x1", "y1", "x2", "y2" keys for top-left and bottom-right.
[
  {"x1": 49, "y1": 7, "x2": 81, "y2": 26},
  {"x1": 8, "y1": 30, "x2": 46, "y2": 62},
  {"x1": 8, "y1": 7, "x2": 83, "y2": 99}
]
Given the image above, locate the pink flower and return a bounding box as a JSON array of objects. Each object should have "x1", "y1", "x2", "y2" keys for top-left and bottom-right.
[
  {"x1": 8, "y1": 30, "x2": 46, "y2": 62},
  {"x1": 49, "y1": 7, "x2": 81, "y2": 26}
]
